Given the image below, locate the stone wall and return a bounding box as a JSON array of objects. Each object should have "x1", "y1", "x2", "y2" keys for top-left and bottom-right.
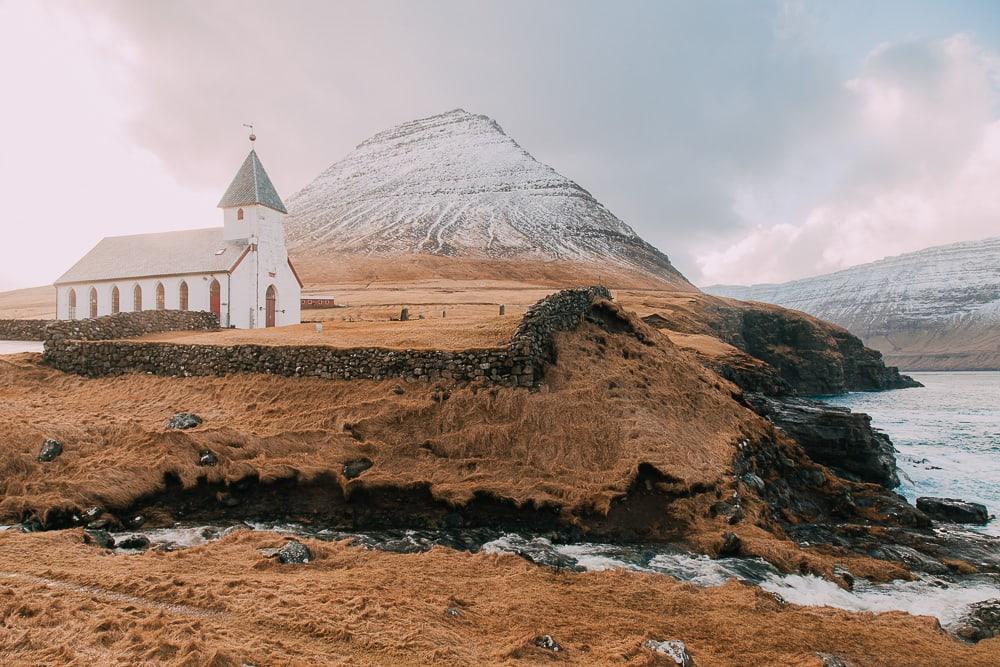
[
  {"x1": 43, "y1": 287, "x2": 611, "y2": 387},
  {"x1": 0, "y1": 319, "x2": 53, "y2": 341}
]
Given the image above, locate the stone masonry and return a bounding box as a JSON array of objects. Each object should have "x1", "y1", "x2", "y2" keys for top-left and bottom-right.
[
  {"x1": 0, "y1": 319, "x2": 54, "y2": 341},
  {"x1": 42, "y1": 287, "x2": 612, "y2": 387}
]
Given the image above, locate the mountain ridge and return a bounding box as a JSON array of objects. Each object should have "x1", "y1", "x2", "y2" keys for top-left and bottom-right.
[
  {"x1": 284, "y1": 109, "x2": 691, "y2": 288},
  {"x1": 706, "y1": 236, "x2": 1000, "y2": 370}
]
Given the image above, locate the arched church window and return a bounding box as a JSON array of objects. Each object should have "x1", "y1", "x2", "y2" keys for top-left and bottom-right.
[
  {"x1": 111, "y1": 286, "x2": 120, "y2": 314},
  {"x1": 179, "y1": 281, "x2": 189, "y2": 311},
  {"x1": 68, "y1": 289, "x2": 76, "y2": 319},
  {"x1": 89, "y1": 287, "x2": 98, "y2": 319},
  {"x1": 237, "y1": 208, "x2": 244, "y2": 221},
  {"x1": 133, "y1": 284, "x2": 142, "y2": 311},
  {"x1": 155, "y1": 282, "x2": 165, "y2": 310}
]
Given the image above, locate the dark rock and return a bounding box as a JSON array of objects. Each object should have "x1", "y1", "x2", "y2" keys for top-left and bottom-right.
[
  {"x1": 117, "y1": 535, "x2": 151, "y2": 550},
  {"x1": 717, "y1": 531, "x2": 742, "y2": 557},
  {"x1": 343, "y1": 457, "x2": 373, "y2": 479},
  {"x1": 125, "y1": 514, "x2": 145, "y2": 529},
  {"x1": 444, "y1": 607, "x2": 463, "y2": 618},
  {"x1": 198, "y1": 449, "x2": 219, "y2": 466},
  {"x1": 916, "y1": 497, "x2": 989, "y2": 525},
  {"x1": 83, "y1": 506, "x2": 103, "y2": 521},
  {"x1": 392, "y1": 384, "x2": 405, "y2": 395},
  {"x1": 36, "y1": 439, "x2": 64, "y2": 462},
  {"x1": 534, "y1": 635, "x2": 562, "y2": 652},
  {"x1": 708, "y1": 501, "x2": 744, "y2": 524},
  {"x1": 166, "y1": 412, "x2": 203, "y2": 430},
  {"x1": 955, "y1": 598, "x2": 1000, "y2": 642},
  {"x1": 83, "y1": 529, "x2": 115, "y2": 549},
  {"x1": 816, "y1": 653, "x2": 848, "y2": 667},
  {"x1": 747, "y1": 394, "x2": 899, "y2": 488},
  {"x1": 643, "y1": 639, "x2": 694, "y2": 666},
  {"x1": 872, "y1": 545, "x2": 948, "y2": 575},
  {"x1": 740, "y1": 473, "x2": 766, "y2": 492},
  {"x1": 277, "y1": 540, "x2": 312, "y2": 564}
]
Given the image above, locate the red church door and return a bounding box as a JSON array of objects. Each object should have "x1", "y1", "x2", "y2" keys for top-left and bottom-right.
[
  {"x1": 265, "y1": 285, "x2": 276, "y2": 328},
  {"x1": 209, "y1": 279, "x2": 221, "y2": 322}
]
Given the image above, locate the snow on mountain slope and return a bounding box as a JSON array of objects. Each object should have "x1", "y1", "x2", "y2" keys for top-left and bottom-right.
[
  {"x1": 706, "y1": 237, "x2": 1000, "y2": 370},
  {"x1": 284, "y1": 109, "x2": 689, "y2": 287}
]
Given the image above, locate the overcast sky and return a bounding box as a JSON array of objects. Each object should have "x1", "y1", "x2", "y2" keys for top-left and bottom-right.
[{"x1": 2, "y1": 0, "x2": 999, "y2": 291}]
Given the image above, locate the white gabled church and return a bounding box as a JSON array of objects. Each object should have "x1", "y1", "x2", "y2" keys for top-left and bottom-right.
[{"x1": 54, "y1": 145, "x2": 302, "y2": 329}]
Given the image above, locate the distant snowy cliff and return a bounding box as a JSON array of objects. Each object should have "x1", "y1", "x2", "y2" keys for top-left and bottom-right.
[
  {"x1": 284, "y1": 109, "x2": 687, "y2": 285},
  {"x1": 707, "y1": 237, "x2": 1000, "y2": 370}
]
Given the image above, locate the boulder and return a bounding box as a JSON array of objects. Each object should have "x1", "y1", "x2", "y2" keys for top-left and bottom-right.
[
  {"x1": 198, "y1": 450, "x2": 219, "y2": 466},
  {"x1": 643, "y1": 639, "x2": 694, "y2": 666},
  {"x1": 277, "y1": 540, "x2": 312, "y2": 564},
  {"x1": 534, "y1": 635, "x2": 562, "y2": 652},
  {"x1": 82, "y1": 528, "x2": 115, "y2": 549},
  {"x1": 117, "y1": 535, "x2": 151, "y2": 550},
  {"x1": 343, "y1": 457, "x2": 373, "y2": 479},
  {"x1": 717, "y1": 531, "x2": 742, "y2": 558},
  {"x1": 36, "y1": 439, "x2": 63, "y2": 462},
  {"x1": 166, "y1": 412, "x2": 203, "y2": 430},
  {"x1": 955, "y1": 598, "x2": 1000, "y2": 642},
  {"x1": 916, "y1": 497, "x2": 989, "y2": 525}
]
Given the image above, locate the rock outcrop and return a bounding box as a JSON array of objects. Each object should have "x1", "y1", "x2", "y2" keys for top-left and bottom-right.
[
  {"x1": 916, "y1": 497, "x2": 990, "y2": 525},
  {"x1": 746, "y1": 395, "x2": 899, "y2": 488},
  {"x1": 640, "y1": 295, "x2": 919, "y2": 395},
  {"x1": 956, "y1": 598, "x2": 1000, "y2": 642}
]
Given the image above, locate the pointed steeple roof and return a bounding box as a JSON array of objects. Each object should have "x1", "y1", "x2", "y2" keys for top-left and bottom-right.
[{"x1": 218, "y1": 149, "x2": 288, "y2": 214}]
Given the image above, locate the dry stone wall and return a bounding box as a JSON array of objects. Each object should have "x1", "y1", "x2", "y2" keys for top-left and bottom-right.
[
  {"x1": 43, "y1": 287, "x2": 611, "y2": 387},
  {"x1": 0, "y1": 319, "x2": 53, "y2": 341}
]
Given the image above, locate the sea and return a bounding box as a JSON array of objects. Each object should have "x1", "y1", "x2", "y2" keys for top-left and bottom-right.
[{"x1": 823, "y1": 371, "x2": 1000, "y2": 536}]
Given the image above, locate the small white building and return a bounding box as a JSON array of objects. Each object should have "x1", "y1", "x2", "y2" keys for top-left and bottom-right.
[{"x1": 54, "y1": 147, "x2": 302, "y2": 328}]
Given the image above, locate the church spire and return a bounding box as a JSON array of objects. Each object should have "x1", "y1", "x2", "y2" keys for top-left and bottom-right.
[{"x1": 218, "y1": 147, "x2": 287, "y2": 214}]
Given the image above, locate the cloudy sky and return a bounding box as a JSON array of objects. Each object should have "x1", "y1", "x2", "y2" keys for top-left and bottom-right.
[{"x1": 2, "y1": 0, "x2": 999, "y2": 291}]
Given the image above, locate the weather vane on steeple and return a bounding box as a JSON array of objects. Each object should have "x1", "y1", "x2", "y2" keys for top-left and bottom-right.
[{"x1": 243, "y1": 123, "x2": 256, "y2": 145}]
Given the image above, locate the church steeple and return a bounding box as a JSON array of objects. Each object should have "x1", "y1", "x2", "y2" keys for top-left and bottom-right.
[{"x1": 218, "y1": 149, "x2": 287, "y2": 214}]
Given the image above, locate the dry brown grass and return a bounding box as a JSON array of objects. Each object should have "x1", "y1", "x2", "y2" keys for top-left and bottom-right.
[
  {"x1": 0, "y1": 528, "x2": 994, "y2": 666},
  {"x1": 0, "y1": 318, "x2": 752, "y2": 520},
  {"x1": 137, "y1": 309, "x2": 523, "y2": 350},
  {"x1": 293, "y1": 253, "x2": 694, "y2": 291},
  {"x1": 0, "y1": 285, "x2": 54, "y2": 319}
]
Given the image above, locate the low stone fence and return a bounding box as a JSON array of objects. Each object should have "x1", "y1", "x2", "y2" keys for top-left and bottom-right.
[
  {"x1": 44, "y1": 310, "x2": 219, "y2": 346},
  {"x1": 0, "y1": 319, "x2": 54, "y2": 341},
  {"x1": 42, "y1": 287, "x2": 611, "y2": 387}
]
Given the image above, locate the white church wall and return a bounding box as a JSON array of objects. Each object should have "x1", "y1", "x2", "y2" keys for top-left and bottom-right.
[{"x1": 56, "y1": 272, "x2": 234, "y2": 324}]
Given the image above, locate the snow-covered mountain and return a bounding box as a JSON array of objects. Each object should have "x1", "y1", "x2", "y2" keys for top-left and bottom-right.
[
  {"x1": 706, "y1": 236, "x2": 1000, "y2": 370},
  {"x1": 285, "y1": 109, "x2": 688, "y2": 286}
]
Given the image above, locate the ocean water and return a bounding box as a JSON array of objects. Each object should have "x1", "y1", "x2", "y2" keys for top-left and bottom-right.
[
  {"x1": 0, "y1": 340, "x2": 43, "y2": 354},
  {"x1": 823, "y1": 371, "x2": 1000, "y2": 536}
]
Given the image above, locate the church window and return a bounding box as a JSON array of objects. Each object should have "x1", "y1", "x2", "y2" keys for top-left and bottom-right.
[
  {"x1": 179, "y1": 281, "x2": 189, "y2": 311},
  {"x1": 237, "y1": 208, "x2": 244, "y2": 221},
  {"x1": 89, "y1": 287, "x2": 98, "y2": 318},
  {"x1": 111, "y1": 286, "x2": 120, "y2": 314},
  {"x1": 68, "y1": 289, "x2": 76, "y2": 319},
  {"x1": 133, "y1": 284, "x2": 142, "y2": 311},
  {"x1": 155, "y1": 282, "x2": 165, "y2": 310}
]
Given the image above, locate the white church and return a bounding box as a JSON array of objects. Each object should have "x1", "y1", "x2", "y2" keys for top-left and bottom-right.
[{"x1": 54, "y1": 144, "x2": 302, "y2": 329}]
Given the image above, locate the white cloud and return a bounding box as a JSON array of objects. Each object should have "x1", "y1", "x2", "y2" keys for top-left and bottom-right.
[{"x1": 696, "y1": 34, "x2": 1000, "y2": 286}]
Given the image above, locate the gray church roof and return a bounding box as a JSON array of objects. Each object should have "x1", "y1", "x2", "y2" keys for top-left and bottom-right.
[
  {"x1": 55, "y1": 228, "x2": 248, "y2": 285},
  {"x1": 217, "y1": 150, "x2": 288, "y2": 214}
]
